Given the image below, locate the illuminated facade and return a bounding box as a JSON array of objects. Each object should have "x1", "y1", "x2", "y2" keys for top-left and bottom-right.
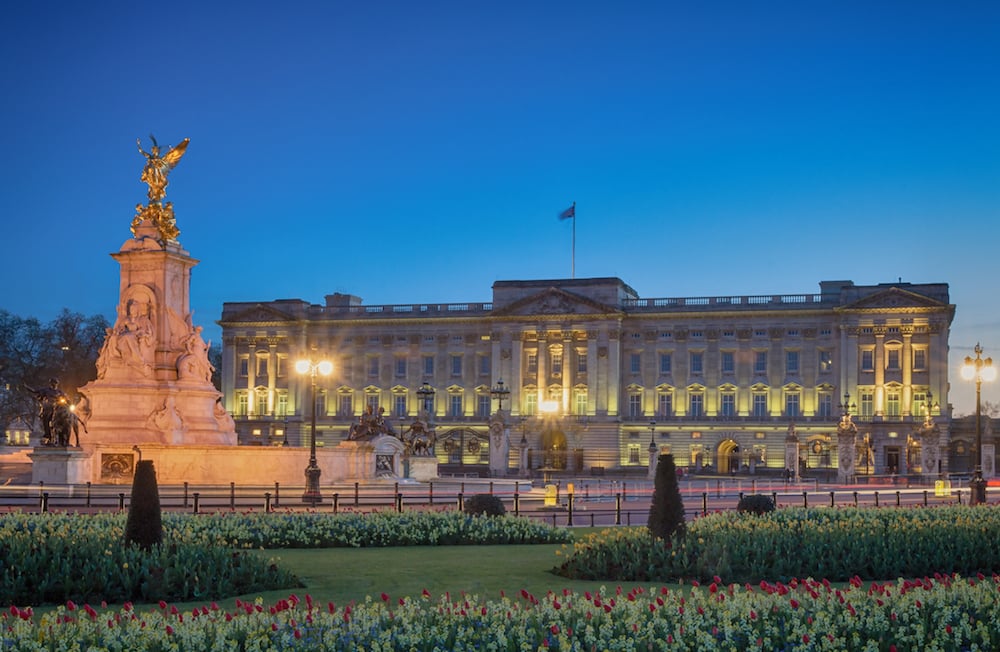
[{"x1": 218, "y1": 277, "x2": 955, "y2": 477}]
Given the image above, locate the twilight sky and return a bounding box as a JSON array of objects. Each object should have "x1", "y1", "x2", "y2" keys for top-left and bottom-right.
[{"x1": 2, "y1": 1, "x2": 998, "y2": 415}]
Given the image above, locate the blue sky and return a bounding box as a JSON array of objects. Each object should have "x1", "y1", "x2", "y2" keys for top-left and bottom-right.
[{"x1": 2, "y1": 1, "x2": 998, "y2": 414}]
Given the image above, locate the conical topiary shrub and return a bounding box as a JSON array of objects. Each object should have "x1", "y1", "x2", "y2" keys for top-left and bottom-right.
[
  {"x1": 647, "y1": 453, "x2": 686, "y2": 542},
  {"x1": 124, "y1": 459, "x2": 163, "y2": 550}
]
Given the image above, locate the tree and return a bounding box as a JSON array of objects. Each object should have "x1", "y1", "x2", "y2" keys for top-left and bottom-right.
[
  {"x1": 647, "y1": 453, "x2": 686, "y2": 542},
  {"x1": 124, "y1": 459, "x2": 163, "y2": 550},
  {"x1": 0, "y1": 309, "x2": 109, "y2": 432}
]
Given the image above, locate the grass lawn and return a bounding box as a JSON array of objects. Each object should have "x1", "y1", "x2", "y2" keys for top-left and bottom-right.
[{"x1": 217, "y1": 541, "x2": 631, "y2": 609}]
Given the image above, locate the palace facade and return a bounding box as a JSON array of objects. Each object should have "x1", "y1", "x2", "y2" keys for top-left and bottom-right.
[{"x1": 218, "y1": 277, "x2": 958, "y2": 478}]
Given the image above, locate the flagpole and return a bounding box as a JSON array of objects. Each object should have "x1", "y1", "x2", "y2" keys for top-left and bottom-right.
[{"x1": 571, "y1": 201, "x2": 576, "y2": 279}]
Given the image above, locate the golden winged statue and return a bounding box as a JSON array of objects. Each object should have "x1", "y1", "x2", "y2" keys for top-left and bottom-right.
[
  {"x1": 138, "y1": 135, "x2": 189, "y2": 202},
  {"x1": 133, "y1": 135, "x2": 190, "y2": 243}
]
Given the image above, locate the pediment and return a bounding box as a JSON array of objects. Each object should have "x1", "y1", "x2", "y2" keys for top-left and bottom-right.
[
  {"x1": 491, "y1": 287, "x2": 621, "y2": 317},
  {"x1": 841, "y1": 287, "x2": 947, "y2": 311},
  {"x1": 225, "y1": 304, "x2": 297, "y2": 323}
]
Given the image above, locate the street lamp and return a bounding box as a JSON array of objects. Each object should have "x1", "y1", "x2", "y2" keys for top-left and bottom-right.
[
  {"x1": 648, "y1": 420, "x2": 657, "y2": 479},
  {"x1": 295, "y1": 358, "x2": 333, "y2": 505},
  {"x1": 961, "y1": 343, "x2": 996, "y2": 505},
  {"x1": 490, "y1": 378, "x2": 510, "y2": 412}
]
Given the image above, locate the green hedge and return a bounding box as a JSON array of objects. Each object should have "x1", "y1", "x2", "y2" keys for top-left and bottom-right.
[{"x1": 555, "y1": 505, "x2": 1000, "y2": 583}]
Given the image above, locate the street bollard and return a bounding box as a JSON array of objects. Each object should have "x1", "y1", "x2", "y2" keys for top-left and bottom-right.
[
  {"x1": 875, "y1": 492, "x2": 879, "y2": 507},
  {"x1": 40, "y1": 492, "x2": 49, "y2": 513},
  {"x1": 853, "y1": 491, "x2": 858, "y2": 507},
  {"x1": 923, "y1": 490, "x2": 928, "y2": 506},
  {"x1": 457, "y1": 493, "x2": 464, "y2": 512},
  {"x1": 230, "y1": 482, "x2": 236, "y2": 511},
  {"x1": 332, "y1": 493, "x2": 339, "y2": 513},
  {"x1": 772, "y1": 491, "x2": 778, "y2": 508},
  {"x1": 895, "y1": 491, "x2": 900, "y2": 507},
  {"x1": 183, "y1": 482, "x2": 189, "y2": 508},
  {"x1": 567, "y1": 493, "x2": 574, "y2": 526},
  {"x1": 830, "y1": 491, "x2": 835, "y2": 507},
  {"x1": 264, "y1": 492, "x2": 272, "y2": 513},
  {"x1": 429, "y1": 482, "x2": 434, "y2": 505},
  {"x1": 802, "y1": 491, "x2": 808, "y2": 508},
  {"x1": 513, "y1": 492, "x2": 519, "y2": 516},
  {"x1": 396, "y1": 493, "x2": 403, "y2": 512},
  {"x1": 118, "y1": 493, "x2": 126, "y2": 511},
  {"x1": 354, "y1": 482, "x2": 360, "y2": 507},
  {"x1": 86, "y1": 482, "x2": 92, "y2": 508},
  {"x1": 702, "y1": 492, "x2": 708, "y2": 516},
  {"x1": 193, "y1": 492, "x2": 200, "y2": 514},
  {"x1": 274, "y1": 482, "x2": 280, "y2": 508},
  {"x1": 489, "y1": 481, "x2": 494, "y2": 495},
  {"x1": 615, "y1": 493, "x2": 622, "y2": 525}
]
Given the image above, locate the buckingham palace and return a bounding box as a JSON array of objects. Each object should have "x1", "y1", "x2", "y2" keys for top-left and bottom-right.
[{"x1": 218, "y1": 277, "x2": 958, "y2": 478}]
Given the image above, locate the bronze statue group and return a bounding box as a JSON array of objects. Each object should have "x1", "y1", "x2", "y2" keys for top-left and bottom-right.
[{"x1": 25, "y1": 378, "x2": 84, "y2": 448}]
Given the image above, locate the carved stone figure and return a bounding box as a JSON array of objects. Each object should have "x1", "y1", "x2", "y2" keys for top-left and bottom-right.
[
  {"x1": 177, "y1": 325, "x2": 214, "y2": 382},
  {"x1": 101, "y1": 294, "x2": 155, "y2": 378},
  {"x1": 400, "y1": 415, "x2": 437, "y2": 456},
  {"x1": 348, "y1": 405, "x2": 396, "y2": 441}
]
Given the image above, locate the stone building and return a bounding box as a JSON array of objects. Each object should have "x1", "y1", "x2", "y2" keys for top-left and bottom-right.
[{"x1": 218, "y1": 277, "x2": 955, "y2": 478}]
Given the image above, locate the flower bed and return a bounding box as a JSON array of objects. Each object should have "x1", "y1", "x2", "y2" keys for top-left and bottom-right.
[
  {"x1": 0, "y1": 511, "x2": 568, "y2": 605},
  {"x1": 5, "y1": 575, "x2": 1000, "y2": 650},
  {"x1": 555, "y1": 506, "x2": 1000, "y2": 583}
]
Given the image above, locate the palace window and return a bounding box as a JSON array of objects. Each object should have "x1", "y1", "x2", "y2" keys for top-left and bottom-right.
[
  {"x1": 451, "y1": 355, "x2": 462, "y2": 376},
  {"x1": 720, "y1": 392, "x2": 736, "y2": 417},
  {"x1": 236, "y1": 392, "x2": 248, "y2": 416},
  {"x1": 690, "y1": 352, "x2": 703, "y2": 374},
  {"x1": 630, "y1": 353, "x2": 641, "y2": 374},
  {"x1": 752, "y1": 392, "x2": 768, "y2": 418},
  {"x1": 479, "y1": 355, "x2": 491, "y2": 376},
  {"x1": 628, "y1": 393, "x2": 643, "y2": 418},
  {"x1": 523, "y1": 392, "x2": 537, "y2": 416},
  {"x1": 689, "y1": 393, "x2": 704, "y2": 418},
  {"x1": 817, "y1": 392, "x2": 833, "y2": 418},
  {"x1": 657, "y1": 392, "x2": 673, "y2": 418},
  {"x1": 886, "y1": 391, "x2": 901, "y2": 417},
  {"x1": 394, "y1": 394, "x2": 407, "y2": 417},
  {"x1": 338, "y1": 394, "x2": 353, "y2": 417},
  {"x1": 819, "y1": 350, "x2": 833, "y2": 372},
  {"x1": 276, "y1": 392, "x2": 289, "y2": 417},
  {"x1": 574, "y1": 391, "x2": 587, "y2": 416},
  {"x1": 256, "y1": 355, "x2": 268, "y2": 377},
  {"x1": 368, "y1": 357, "x2": 380, "y2": 378},
  {"x1": 786, "y1": 351, "x2": 799, "y2": 374},
  {"x1": 754, "y1": 351, "x2": 767, "y2": 374},
  {"x1": 477, "y1": 394, "x2": 491, "y2": 418},
  {"x1": 659, "y1": 353, "x2": 672, "y2": 374},
  {"x1": 256, "y1": 390, "x2": 269, "y2": 416},
  {"x1": 576, "y1": 352, "x2": 587, "y2": 373},
  {"x1": 395, "y1": 357, "x2": 407, "y2": 378},
  {"x1": 887, "y1": 349, "x2": 901, "y2": 371},
  {"x1": 527, "y1": 353, "x2": 538, "y2": 374},
  {"x1": 239, "y1": 357, "x2": 249, "y2": 377},
  {"x1": 628, "y1": 445, "x2": 641, "y2": 465},
  {"x1": 721, "y1": 351, "x2": 734, "y2": 374},
  {"x1": 785, "y1": 393, "x2": 800, "y2": 418},
  {"x1": 913, "y1": 349, "x2": 927, "y2": 371},
  {"x1": 860, "y1": 392, "x2": 874, "y2": 418},
  {"x1": 861, "y1": 350, "x2": 875, "y2": 372},
  {"x1": 551, "y1": 352, "x2": 562, "y2": 374},
  {"x1": 449, "y1": 394, "x2": 463, "y2": 417},
  {"x1": 423, "y1": 355, "x2": 434, "y2": 376}
]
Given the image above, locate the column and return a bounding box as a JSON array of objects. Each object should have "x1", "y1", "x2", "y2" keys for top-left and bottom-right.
[
  {"x1": 268, "y1": 341, "x2": 278, "y2": 415},
  {"x1": 587, "y1": 331, "x2": 598, "y2": 415},
  {"x1": 511, "y1": 332, "x2": 523, "y2": 416},
  {"x1": 536, "y1": 332, "x2": 548, "y2": 407},
  {"x1": 607, "y1": 326, "x2": 621, "y2": 417},
  {"x1": 902, "y1": 330, "x2": 912, "y2": 415},
  {"x1": 562, "y1": 336, "x2": 572, "y2": 413},
  {"x1": 874, "y1": 330, "x2": 885, "y2": 415},
  {"x1": 247, "y1": 340, "x2": 257, "y2": 416}
]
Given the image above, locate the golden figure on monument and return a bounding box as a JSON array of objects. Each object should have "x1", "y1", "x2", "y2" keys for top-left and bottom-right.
[{"x1": 132, "y1": 135, "x2": 190, "y2": 243}]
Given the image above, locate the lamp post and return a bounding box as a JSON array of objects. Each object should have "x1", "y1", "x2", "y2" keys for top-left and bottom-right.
[
  {"x1": 490, "y1": 378, "x2": 510, "y2": 413},
  {"x1": 647, "y1": 420, "x2": 657, "y2": 479},
  {"x1": 295, "y1": 358, "x2": 333, "y2": 505},
  {"x1": 961, "y1": 343, "x2": 996, "y2": 505},
  {"x1": 416, "y1": 380, "x2": 435, "y2": 415}
]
